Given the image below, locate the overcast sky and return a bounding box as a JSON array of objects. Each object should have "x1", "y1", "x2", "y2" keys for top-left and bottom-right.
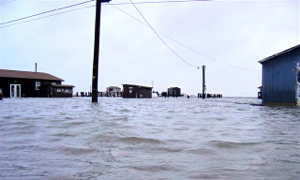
[{"x1": 0, "y1": 0, "x2": 299, "y2": 96}]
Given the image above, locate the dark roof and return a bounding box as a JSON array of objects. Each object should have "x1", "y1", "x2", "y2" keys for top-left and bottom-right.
[
  {"x1": 259, "y1": 44, "x2": 300, "y2": 64},
  {"x1": 107, "y1": 86, "x2": 121, "y2": 89},
  {"x1": 51, "y1": 84, "x2": 75, "y2": 88},
  {"x1": 0, "y1": 69, "x2": 63, "y2": 81},
  {"x1": 122, "y1": 84, "x2": 152, "y2": 89}
]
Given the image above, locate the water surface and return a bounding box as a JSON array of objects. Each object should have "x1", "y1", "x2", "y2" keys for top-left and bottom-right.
[{"x1": 0, "y1": 97, "x2": 299, "y2": 179}]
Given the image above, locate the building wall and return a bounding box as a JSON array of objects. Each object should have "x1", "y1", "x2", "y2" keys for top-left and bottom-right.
[
  {"x1": 262, "y1": 48, "x2": 300, "y2": 105},
  {"x1": 50, "y1": 87, "x2": 73, "y2": 97},
  {"x1": 0, "y1": 78, "x2": 61, "y2": 97},
  {"x1": 168, "y1": 87, "x2": 181, "y2": 96},
  {"x1": 123, "y1": 85, "x2": 152, "y2": 98},
  {"x1": 138, "y1": 87, "x2": 152, "y2": 98},
  {"x1": 297, "y1": 62, "x2": 300, "y2": 103}
]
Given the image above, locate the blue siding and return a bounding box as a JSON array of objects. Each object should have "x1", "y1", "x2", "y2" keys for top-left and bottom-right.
[{"x1": 262, "y1": 48, "x2": 300, "y2": 105}]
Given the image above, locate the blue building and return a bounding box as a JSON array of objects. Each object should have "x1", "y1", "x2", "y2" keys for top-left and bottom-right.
[{"x1": 259, "y1": 44, "x2": 300, "y2": 106}]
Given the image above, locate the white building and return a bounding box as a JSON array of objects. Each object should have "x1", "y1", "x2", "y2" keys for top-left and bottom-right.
[{"x1": 106, "y1": 86, "x2": 121, "y2": 93}]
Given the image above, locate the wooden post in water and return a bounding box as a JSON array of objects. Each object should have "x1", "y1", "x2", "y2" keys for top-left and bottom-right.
[
  {"x1": 92, "y1": 0, "x2": 111, "y2": 103},
  {"x1": 202, "y1": 65, "x2": 206, "y2": 99}
]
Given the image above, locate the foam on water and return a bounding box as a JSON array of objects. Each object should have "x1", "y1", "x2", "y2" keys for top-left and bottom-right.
[{"x1": 0, "y1": 97, "x2": 299, "y2": 180}]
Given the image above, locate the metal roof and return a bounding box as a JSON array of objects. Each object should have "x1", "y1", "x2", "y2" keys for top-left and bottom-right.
[
  {"x1": 259, "y1": 44, "x2": 300, "y2": 64},
  {"x1": 0, "y1": 69, "x2": 64, "y2": 81},
  {"x1": 122, "y1": 84, "x2": 152, "y2": 89}
]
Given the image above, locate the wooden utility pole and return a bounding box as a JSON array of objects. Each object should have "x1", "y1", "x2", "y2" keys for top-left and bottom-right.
[
  {"x1": 92, "y1": 0, "x2": 111, "y2": 103},
  {"x1": 202, "y1": 65, "x2": 206, "y2": 99}
]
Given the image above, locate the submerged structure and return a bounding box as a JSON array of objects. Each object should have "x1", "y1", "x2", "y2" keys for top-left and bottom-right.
[
  {"x1": 168, "y1": 87, "x2": 181, "y2": 97},
  {"x1": 122, "y1": 84, "x2": 152, "y2": 98},
  {"x1": 0, "y1": 69, "x2": 74, "y2": 98},
  {"x1": 106, "y1": 86, "x2": 121, "y2": 93},
  {"x1": 259, "y1": 44, "x2": 300, "y2": 106}
]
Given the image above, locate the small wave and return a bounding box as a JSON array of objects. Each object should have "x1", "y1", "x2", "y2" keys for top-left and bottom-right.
[
  {"x1": 64, "y1": 116, "x2": 74, "y2": 120},
  {"x1": 127, "y1": 165, "x2": 174, "y2": 172},
  {"x1": 185, "y1": 148, "x2": 217, "y2": 155},
  {"x1": 113, "y1": 116, "x2": 129, "y2": 121},
  {"x1": 208, "y1": 140, "x2": 262, "y2": 149},
  {"x1": 92, "y1": 134, "x2": 164, "y2": 145},
  {"x1": 53, "y1": 133, "x2": 77, "y2": 138},
  {"x1": 57, "y1": 144, "x2": 99, "y2": 155},
  {"x1": 150, "y1": 147, "x2": 184, "y2": 153},
  {"x1": 120, "y1": 136, "x2": 165, "y2": 145},
  {"x1": 119, "y1": 109, "x2": 130, "y2": 113},
  {"x1": 2, "y1": 115, "x2": 17, "y2": 119},
  {"x1": 65, "y1": 121, "x2": 85, "y2": 126}
]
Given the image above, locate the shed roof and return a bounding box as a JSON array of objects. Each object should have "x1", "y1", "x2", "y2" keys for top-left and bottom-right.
[
  {"x1": 122, "y1": 84, "x2": 152, "y2": 89},
  {"x1": 107, "y1": 86, "x2": 121, "y2": 89},
  {"x1": 51, "y1": 84, "x2": 74, "y2": 88},
  {"x1": 259, "y1": 44, "x2": 300, "y2": 64},
  {"x1": 0, "y1": 69, "x2": 64, "y2": 81}
]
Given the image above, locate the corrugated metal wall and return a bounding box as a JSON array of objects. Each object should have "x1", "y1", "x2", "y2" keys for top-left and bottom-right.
[{"x1": 262, "y1": 48, "x2": 300, "y2": 105}]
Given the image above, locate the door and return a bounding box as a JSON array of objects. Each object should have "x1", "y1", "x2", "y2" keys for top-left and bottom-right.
[{"x1": 10, "y1": 84, "x2": 21, "y2": 98}]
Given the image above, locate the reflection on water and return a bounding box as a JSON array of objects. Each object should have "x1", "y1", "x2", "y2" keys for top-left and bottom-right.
[{"x1": 0, "y1": 97, "x2": 299, "y2": 180}]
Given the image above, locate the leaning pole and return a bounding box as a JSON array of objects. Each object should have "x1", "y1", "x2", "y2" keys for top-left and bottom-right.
[{"x1": 92, "y1": 0, "x2": 111, "y2": 103}]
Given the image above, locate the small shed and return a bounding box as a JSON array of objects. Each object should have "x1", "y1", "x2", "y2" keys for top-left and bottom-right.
[
  {"x1": 259, "y1": 44, "x2": 300, "y2": 105},
  {"x1": 106, "y1": 86, "x2": 121, "y2": 93},
  {"x1": 0, "y1": 69, "x2": 75, "y2": 98},
  {"x1": 50, "y1": 84, "x2": 74, "y2": 97},
  {"x1": 122, "y1": 84, "x2": 152, "y2": 98},
  {"x1": 168, "y1": 87, "x2": 181, "y2": 97}
]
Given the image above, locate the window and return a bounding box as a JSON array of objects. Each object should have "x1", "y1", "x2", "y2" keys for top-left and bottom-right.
[
  {"x1": 35, "y1": 82, "x2": 41, "y2": 90},
  {"x1": 65, "y1": 89, "x2": 70, "y2": 93},
  {"x1": 51, "y1": 82, "x2": 56, "y2": 85},
  {"x1": 129, "y1": 90, "x2": 132, "y2": 94},
  {"x1": 57, "y1": 89, "x2": 61, "y2": 92}
]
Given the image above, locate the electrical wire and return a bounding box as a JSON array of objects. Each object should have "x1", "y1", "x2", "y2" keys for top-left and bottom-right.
[
  {"x1": 129, "y1": 0, "x2": 198, "y2": 68},
  {"x1": 0, "y1": 0, "x2": 260, "y2": 71},
  {"x1": 113, "y1": 5, "x2": 260, "y2": 72},
  {"x1": 109, "y1": 0, "x2": 211, "y2": 6},
  {"x1": 0, "y1": 5, "x2": 95, "y2": 28},
  {"x1": 0, "y1": 0, "x2": 206, "y2": 27},
  {"x1": 0, "y1": 0, "x2": 95, "y2": 26},
  {"x1": 0, "y1": 0, "x2": 16, "y2": 6}
]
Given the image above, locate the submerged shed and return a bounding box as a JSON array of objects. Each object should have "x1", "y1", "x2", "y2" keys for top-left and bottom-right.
[
  {"x1": 259, "y1": 44, "x2": 300, "y2": 105},
  {"x1": 168, "y1": 87, "x2": 181, "y2": 97},
  {"x1": 122, "y1": 84, "x2": 152, "y2": 98}
]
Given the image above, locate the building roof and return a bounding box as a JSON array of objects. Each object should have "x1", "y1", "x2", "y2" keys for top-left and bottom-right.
[
  {"x1": 51, "y1": 84, "x2": 75, "y2": 88},
  {"x1": 259, "y1": 44, "x2": 300, "y2": 64},
  {"x1": 107, "y1": 86, "x2": 121, "y2": 89},
  {"x1": 0, "y1": 69, "x2": 64, "y2": 81},
  {"x1": 122, "y1": 84, "x2": 152, "y2": 89}
]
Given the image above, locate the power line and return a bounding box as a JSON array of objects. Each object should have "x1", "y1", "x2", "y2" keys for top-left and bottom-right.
[
  {"x1": 112, "y1": 5, "x2": 260, "y2": 72},
  {"x1": 109, "y1": 0, "x2": 210, "y2": 6},
  {"x1": 0, "y1": 0, "x2": 95, "y2": 26},
  {"x1": 0, "y1": 0, "x2": 206, "y2": 27},
  {"x1": 0, "y1": 0, "x2": 260, "y2": 71},
  {"x1": 0, "y1": 5, "x2": 95, "y2": 28},
  {"x1": 0, "y1": 0, "x2": 16, "y2": 6},
  {"x1": 129, "y1": 0, "x2": 198, "y2": 68}
]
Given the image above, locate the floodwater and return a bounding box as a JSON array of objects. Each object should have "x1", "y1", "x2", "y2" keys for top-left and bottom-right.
[{"x1": 0, "y1": 97, "x2": 299, "y2": 180}]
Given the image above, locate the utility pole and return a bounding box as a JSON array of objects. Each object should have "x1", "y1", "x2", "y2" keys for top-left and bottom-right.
[
  {"x1": 202, "y1": 65, "x2": 206, "y2": 99},
  {"x1": 92, "y1": 0, "x2": 111, "y2": 103}
]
